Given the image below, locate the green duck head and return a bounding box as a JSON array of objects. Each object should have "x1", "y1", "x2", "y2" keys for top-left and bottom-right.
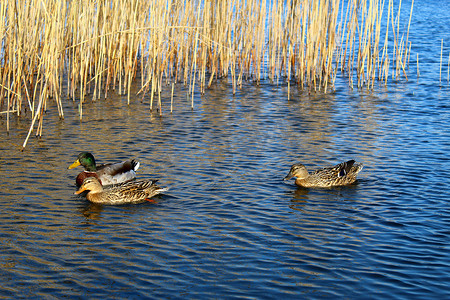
[{"x1": 68, "y1": 152, "x2": 97, "y2": 171}]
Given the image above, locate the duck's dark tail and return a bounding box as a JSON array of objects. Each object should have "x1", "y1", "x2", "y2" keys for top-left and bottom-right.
[{"x1": 338, "y1": 160, "x2": 358, "y2": 177}]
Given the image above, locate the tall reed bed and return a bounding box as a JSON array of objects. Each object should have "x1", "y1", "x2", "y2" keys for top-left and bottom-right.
[{"x1": 0, "y1": 0, "x2": 414, "y2": 149}]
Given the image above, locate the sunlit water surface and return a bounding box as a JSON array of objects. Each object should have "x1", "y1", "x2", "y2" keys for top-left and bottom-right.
[{"x1": 1, "y1": 2, "x2": 449, "y2": 299}]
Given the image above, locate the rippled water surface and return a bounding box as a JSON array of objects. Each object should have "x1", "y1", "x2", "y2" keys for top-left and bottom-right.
[{"x1": 1, "y1": 2, "x2": 449, "y2": 299}]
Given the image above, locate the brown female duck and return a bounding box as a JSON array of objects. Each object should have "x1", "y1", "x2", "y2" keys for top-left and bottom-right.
[
  {"x1": 284, "y1": 160, "x2": 363, "y2": 188},
  {"x1": 75, "y1": 177, "x2": 167, "y2": 205}
]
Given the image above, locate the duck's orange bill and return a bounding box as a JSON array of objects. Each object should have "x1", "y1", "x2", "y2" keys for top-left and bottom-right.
[
  {"x1": 68, "y1": 159, "x2": 81, "y2": 169},
  {"x1": 74, "y1": 186, "x2": 86, "y2": 195}
]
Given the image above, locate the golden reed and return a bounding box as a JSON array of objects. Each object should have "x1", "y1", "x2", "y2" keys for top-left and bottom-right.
[{"x1": 0, "y1": 0, "x2": 414, "y2": 149}]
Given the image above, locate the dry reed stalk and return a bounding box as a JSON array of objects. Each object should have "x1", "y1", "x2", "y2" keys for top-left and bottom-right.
[
  {"x1": 337, "y1": 0, "x2": 351, "y2": 73},
  {"x1": 404, "y1": 0, "x2": 413, "y2": 70},
  {"x1": 255, "y1": 0, "x2": 266, "y2": 84},
  {"x1": 346, "y1": 0, "x2": 359, "y2": 88},
  {"x1": 394, "y1": 0, "x2": 403, "y2": 80},
  {"x1": 380, "y1": 0, "x2": 392, "y2": 84}
]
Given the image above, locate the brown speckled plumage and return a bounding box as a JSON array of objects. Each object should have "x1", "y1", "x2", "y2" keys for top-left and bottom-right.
[
  {"x1": 75, "y1": 177, "x2": 167, "y2": 205},
  {"x1": 284, "y1": 160, "x2": 363, "y2": 188}
]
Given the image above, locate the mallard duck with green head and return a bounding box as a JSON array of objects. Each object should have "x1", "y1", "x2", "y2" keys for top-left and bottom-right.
[
  {"x1": 75, "y1": 177, "x2": 167, "y2": 205},
  {"x1": 284, "y1": 160, "x2": 363, "y2": 188},
  {"x1": 68, "y1": 152, "x2": 140, "y2": 186}
]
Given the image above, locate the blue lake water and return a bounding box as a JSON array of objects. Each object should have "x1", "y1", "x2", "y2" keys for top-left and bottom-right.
[{"x1": 0, "y1": 1, "x2": 449, "y2": 299}]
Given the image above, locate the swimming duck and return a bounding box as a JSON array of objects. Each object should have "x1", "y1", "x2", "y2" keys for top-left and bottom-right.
[
  {"x1": 284, "y1": 160, "x2": 363, "y2": 188},
  {"x1": 68, "y1": 152, "x2": 140, "y2": 186},
  {"x1": 75, "y1": 177, "x2": 167, "y2": 205}
]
